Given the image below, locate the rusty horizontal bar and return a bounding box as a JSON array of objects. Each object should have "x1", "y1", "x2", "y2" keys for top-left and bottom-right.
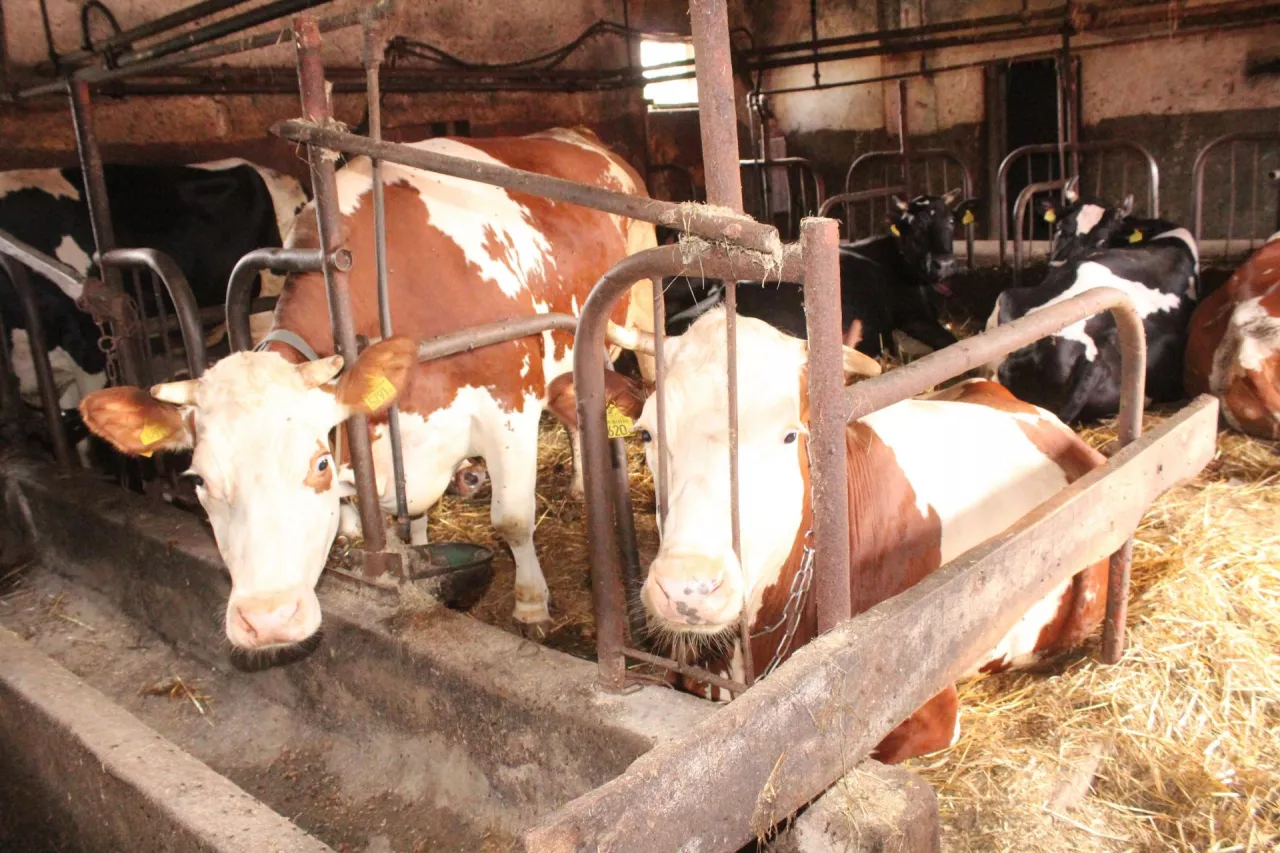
[
  {"x1": 270, "y1": 120, "x2": 783, "y2": 255},
  {"x1": 818, "y1": 185, "x2": 908, "y2": 218},
  {"x1": 100, "y1": 249, "x2": 206, "y2": 379},
  {"x1": 7, "y1": 0, "x2": 392, "y2": 100},
  {"x1": 621, "y1": 647, "x2": 746, "y2": 697},
  {"x1": 415, "y1": 314, "x2": 578, "y2": 362},
  {"x1": 517, "y1": 394, "x2": 1219, "y2": 853}
]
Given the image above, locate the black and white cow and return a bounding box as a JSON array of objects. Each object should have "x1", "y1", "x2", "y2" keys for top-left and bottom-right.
[
  {"x1": 663, "y1": 191, "x2": 979, "y2": 358},
  {"x1": 0, "y1": 159, "x2": 307, "y2": 414},
  {"x1": 1038, "y1": 177, "x2": 1179, "y2": 267},
  {"x1": 989, "y1": 199, "x2": 1199, "y2": 423}
]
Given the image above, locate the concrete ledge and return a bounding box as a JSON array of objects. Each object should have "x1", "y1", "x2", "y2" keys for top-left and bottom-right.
[
  {"x1": 0, "y1": 625, "x2": 334, "y2": 853},
  {"x1": 0, "y1": 452, "x2": 711, "y2": 833}
]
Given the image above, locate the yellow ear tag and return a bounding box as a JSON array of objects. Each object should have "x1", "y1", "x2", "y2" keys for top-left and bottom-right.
[
  {"x1": 1043, "y1": 210, "x2": 1057, "y2": 223},
  {"x1": 362, "y1": 374, "x2": 396, "y2": 411},
  {"x1": 1129, "y1": 229, "x2": 1143, "y2": 244},
  {"x1": 961, "y1": 209, "x2": 975, "y2": 226},
  {"x1": 137, "y1": 422, "x2": 171, "y2": 458},
  {"x1": 889, "y1": 224, "x2": 901, "y2": 237},
  {"x1": 606, "y1": 403, "x2": 634, "y2": 439}
]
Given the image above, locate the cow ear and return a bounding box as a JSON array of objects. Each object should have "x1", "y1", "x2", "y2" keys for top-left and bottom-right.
[
  {"x1": 335, "y1": 336, "x2": 418, "y2": 416},
  {"x1": 842, "y1": 346, "x2": 882, "y2": 383},
  {"x1": 953, "y1": 198, "x2": 979, "y2": 227},
  {"x1": 1063, "y1": 175, "x2": 1080, "y2": 204},
  {"x1": 1038, "y1": 197, "x2": 1060, "y2": 224},
  {"x1": 940, "y1": 187, "x2": 962, "y2": 207},
  {"x1": 79, "y1": 387, "x2": 194, "y2": 457}
]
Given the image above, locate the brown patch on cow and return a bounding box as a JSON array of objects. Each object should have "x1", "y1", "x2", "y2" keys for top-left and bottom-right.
[
  {"x1": 871, "y1": 684, "x2": 960, "y2": 764},
  {"x1": 79, "y1": 387, "x2": 193, "y2": 456},
  {"x1": 270, "y1": 133, "x2": 642, "y2": 428},
  {"x1": 303, "y1": 442, "x2": 333, "y2": 494},
  {"x1": 1224, "y1": 360, "x2": 1280, "y2": 439},
  {"x1": 544, "y1": 370, "x2": 646, "y2": 431},
  {"x1": 1185, "y1": 284, "x2": 1236, "y2": 396}
]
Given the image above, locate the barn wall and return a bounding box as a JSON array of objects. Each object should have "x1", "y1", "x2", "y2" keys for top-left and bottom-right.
[
  {"x1": 0, "y1": 0, "x2": 677, "y2": 184},
  {"x1": 744, "y1": 0, "x2": 1280, "y2": 236}
]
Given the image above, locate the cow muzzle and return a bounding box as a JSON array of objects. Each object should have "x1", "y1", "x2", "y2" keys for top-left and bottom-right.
[
  {"x1": 226, "y1": 588, "x2": 322, "y2": 649},
  {"x1": 642, "y1": 552, "x2": 741, "y2": 630}
]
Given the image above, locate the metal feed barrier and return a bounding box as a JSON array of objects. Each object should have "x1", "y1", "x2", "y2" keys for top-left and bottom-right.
[
  {"x1": 739, "y1": 155, "x2": 824, "y2": 242},
  {"x1": 817, "y1": 81, "x2": 976, "y2": 266},
  {"x1": 998, "y1": 139, "x2": 1160, "y2": 280},
  {"x1": 1192, "y1": 130, "x2": 1280, "y2": 261}
]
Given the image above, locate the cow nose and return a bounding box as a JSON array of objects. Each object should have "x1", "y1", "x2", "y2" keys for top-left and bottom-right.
[
  {"x1": 656, "y1": 572, "x2": 724, "y2": 601},
  {"x1": 229, "y1": 594, "x2": 312, "y2": 648},
  {"x1": 932, "y1": 256, "x2": 958, "y2": 280},
  {"x1": 645, "y1": 553, "x2": 733, "y2": 625}
]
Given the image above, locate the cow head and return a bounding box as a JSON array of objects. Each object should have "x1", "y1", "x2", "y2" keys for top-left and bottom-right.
[
  {"x1": 77, "y1": 338, "x2": 417, "y2": 660},
  {"x1": 887, "y1": 189, "x2": 980, "y2": 295},
  {"x1": 1040, "y1": 177, "x2": 1135, "y2": 266},
  {"x1": 635, "y1": 309, "x2": 879, "y2": 641}
]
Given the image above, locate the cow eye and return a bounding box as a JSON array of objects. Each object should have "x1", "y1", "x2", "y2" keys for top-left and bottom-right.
[
  {"x1": 638, "y1": 428, "x2": 653, "y2": 443},
  {"x1": 183, "y1": 471, "x2": 205, "y2": 489},
  {"x1": 783, "y1": 431, "x2": 799, "y2": 445},
  {"x1": 316, "y1": 455, "x2": 330, "y2": 473}
]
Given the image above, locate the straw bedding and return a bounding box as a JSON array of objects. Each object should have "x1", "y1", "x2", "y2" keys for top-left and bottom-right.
[{"x1": 429, "y1": 382, "x2": 1278, "y2": 853}]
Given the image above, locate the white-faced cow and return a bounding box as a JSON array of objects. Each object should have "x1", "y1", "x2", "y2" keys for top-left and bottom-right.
[
  {"x1": 635, "y1": 309, "x2": 1108, "y2": 763},
  {"x1": 79, "y1": 127, "x2": 657, "y2": 654},
  {"x1": 987, "y1": 198, "x2": 1199, "y2": 423},
  {"x1": 663, "y1": 191, "x2": 979, "y2": 358},
  {"x1": 0, "y1": 159, "x2": 307, "y2": 416},
  {"x1": 1184, "y1": 233, "x2": 1280, "y2": 439}
]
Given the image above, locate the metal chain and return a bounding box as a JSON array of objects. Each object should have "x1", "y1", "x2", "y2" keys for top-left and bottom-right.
[{"x1": 752, "y1": 528, "x2": 815, "y2": 681}]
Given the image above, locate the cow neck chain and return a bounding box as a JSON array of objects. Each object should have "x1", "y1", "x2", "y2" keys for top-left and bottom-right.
[{"x1": 750, "y1": 528, "x2": 815, "y2": 681}]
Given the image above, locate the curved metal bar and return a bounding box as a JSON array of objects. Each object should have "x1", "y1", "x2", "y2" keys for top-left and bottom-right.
[
  {"x1": 575, "y1": 243, "x2": 805, "y2": 692},
  {"x1": 1192, "y1": 130, "x2": 1280, "y2": 242},
  {"x1": 0, "y1": 256, "x2": 75, "y2": 470},
  {"x1": 817, "y1": 185, "x2": 908, "y2": 218},
  {"x1": 225, "y1": 248, "x2": 324, "y2": 353},
  {"x1": 0, "y1": 229, "x2": 88, "y2": 301},
  {"x1": 998, "y1": 140, "x2": 1160, "y2": 266},
  {"x1": 100, "y1": 248, "x2": 206, "y2": 379},
  {"x1": 1012, "y1": 178, "x2": 1067, "y2": 285}
]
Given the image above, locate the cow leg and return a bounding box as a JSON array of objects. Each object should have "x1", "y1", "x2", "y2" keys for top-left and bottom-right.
[
  {"x1": 482, "y1": 406, "x2": 551, "y2": 638},
  {"x1": 870, "y1": 684, "x2": 960, "y2": 764},
  {"x1": 567, "y1": 425, "x2": 586, "y2": 499},
  {"x1": 409, "y1": 515, "x2": 429, "y2": 547},
  {"x1": 338, "y1": 501, "x2": 362, "y2": 539}
]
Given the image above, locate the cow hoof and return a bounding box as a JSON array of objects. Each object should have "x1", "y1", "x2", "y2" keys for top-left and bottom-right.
[{"x1": 516, "y1": 618, "x2": 553, "y2": 642}]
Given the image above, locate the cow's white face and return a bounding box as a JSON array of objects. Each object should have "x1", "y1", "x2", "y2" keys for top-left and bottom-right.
[
  {"x1": 636, "y1": 310, "x2": 810, "y2": 638},
  {"x1": 78, "y1": 340, "x2": 416, "y2": 656}
]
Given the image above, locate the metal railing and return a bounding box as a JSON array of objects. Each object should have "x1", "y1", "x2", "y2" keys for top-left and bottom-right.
[
  {"x1": 817, "y1": 81, "x2": 975, "y2": 265},
  {"x1": 1192, "y1": 131, "x2": 1280, "y2": 261},
  {"x1": 998, "y1": 139, "x2": 1160, "y2": 272},
  {"x1": 740, "y1": 156, "x2": 824, "y2": 241},
  {"x1": 101, "y1": 248, "x2": 208, "y2": 381}
]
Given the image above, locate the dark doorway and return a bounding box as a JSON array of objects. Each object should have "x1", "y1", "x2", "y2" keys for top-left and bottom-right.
[{"x1": 1002, "y1": 58, "x2": 1064, "y2": 241}]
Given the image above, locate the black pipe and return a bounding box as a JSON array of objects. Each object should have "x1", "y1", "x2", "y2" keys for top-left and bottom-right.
[
  {"x1": 57, "y1": 0, "x2": 256, "y2": 68},
  {"x1": 113, "y1": 0, "x2": 334, "y2": 69}
]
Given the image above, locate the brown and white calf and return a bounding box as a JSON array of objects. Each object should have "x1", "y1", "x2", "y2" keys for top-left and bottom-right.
[
  {"x1": 636, "y1": 309, "x2": 1109, "y2": 763},
  {"x1": 1184, "y1": 233, "x2": 1280, "y2": 439},
  {"x1": 78, "y1": 127, "x2": 657, "y2": 653}
]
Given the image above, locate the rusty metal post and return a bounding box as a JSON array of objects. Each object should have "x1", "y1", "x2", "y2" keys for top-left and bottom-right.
[
  {"x1": 0, "y1": 257, "x2": 75, "y2": 470},
  {"x1": 363, "y1": 18, "x2": 411, "y2": 545},
  {"x1": 294, "y1": 14, "x2": 390, "y2": 565},
  {"x1": 897, "y1": 80, "x2": 912, "y2": 192},
  {"x1": 690, "y1": 0, "x2": 754, "y2": 684},
  {"x1": 67, "y1": 80, "x2": 146, "y2": 390},
  {"x1": 801, "y1": 218, "x2": 851, "y2": 631}
]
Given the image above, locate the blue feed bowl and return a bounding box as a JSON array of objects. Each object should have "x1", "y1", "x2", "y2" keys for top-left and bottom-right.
[{"x1": 411, "y1": 542, "x2": 495, "y2": 610}]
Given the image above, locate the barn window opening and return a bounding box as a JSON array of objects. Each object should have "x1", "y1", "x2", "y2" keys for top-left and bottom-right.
[{"x1": 641, "y1": 39, "x2": 698, "y2": 108}]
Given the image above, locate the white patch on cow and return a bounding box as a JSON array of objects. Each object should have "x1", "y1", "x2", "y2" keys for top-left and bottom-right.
[
  {"x1": 1150, "y1": 227, "x2": 1199, "y2": 268},
  {"x1": 1074, "y1": 203, "x2": 1105, "y2": 235},
  {"x1": 9, "y1": 329, "x2": 106, "y2": 409},
  {"x1": 966, "y1": 578, "x2": 1072, "y2": 676},
  {"x1": 571, "y1": 294, "x2": 580, "y2": 317},
  {"x1": 520, "y1": 353, "x2": 531, "y2": 378},
  {"x1": 1030, "y1": 261, "x2": 1184, "y2": 361},
  {"x1": 860, "y1": 400, "x2": 1072, "y2": 560},
  {"x1": 332, "y1": 142, "x2": 553, "y2": 299},
  {"x1": 1266, "y1": 230, "x2": 1280, "y2": 244},
  {"x1": 0, "y1": 169, "x2": 79, "y2": 201},
  {"x1": 1209, "y1": 296, "x2": 1280, "y2": 402},
  {"x1": 54, "y1": 234, "x2": 92, "y2": 274}
]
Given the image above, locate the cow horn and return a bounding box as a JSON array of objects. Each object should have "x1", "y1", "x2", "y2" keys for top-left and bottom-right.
[
  {"x1": 842, "y1": 345, "x2": 882, "y2": 379},
  {"x1": 892, "y1": 195, "x2": 910, "y2": 212},
  {"x1": 151, "y1": 379, "x2": 200, "y2": 405},
  {"x1": 941, "y1": 187, "x2": 962, "y2": 207},
  {"x1": 297, "y1": 355, "x2": 345, "y2": 388},
  {"x1": 607, "y1": 323, "x2": 655, "y2": 356},
  {"x1": 1063, "y1": 175, "x2": 1080, "y2": 204}
]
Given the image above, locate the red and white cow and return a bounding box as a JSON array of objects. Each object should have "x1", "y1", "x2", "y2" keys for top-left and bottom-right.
[
  {"x1": 78, "y1": 127, "x2": 657, "y2": 653},
  {"x1": 1184, "y1": 233, "x2": 1280, "y2": 439},
  {"x1": 636, "y1": 308, "x2": 1110, "y2": 763}
]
